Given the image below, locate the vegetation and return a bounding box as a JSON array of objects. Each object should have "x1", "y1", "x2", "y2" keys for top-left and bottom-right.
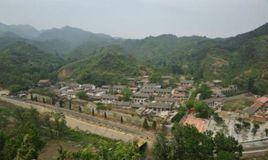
[
  {"x1": 153, "y1": 123, "x2": 243, "y2": 160},
  {"x1": 1, "y1": 22, "x2": 268, "y2": 94},
  {"x1": 171, "y1": 106, "x2": 187, "y2": 122},
  {"x1": 0, "y1": 42, "x2": 63, "y2": 93},
  {"x1": 195, "y1": 84, "x2": 212, "y2": 100},
  {"x1": 0, "y1": 101, "x2": 142, "y2": 159},
  {"x1": 56, "y1": 141, "x2": 141, "y2": 160},
  {"x1": 76, "y1": 91, "x2": 88, "y2": 100},
  {"x1": 122, "y1": 88, "x2": 132, "y2": 101}
]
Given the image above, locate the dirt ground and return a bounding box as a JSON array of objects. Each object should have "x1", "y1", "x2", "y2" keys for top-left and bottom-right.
[{"x1": 38, "y1": 139, "x2": 81, "y2": 160}]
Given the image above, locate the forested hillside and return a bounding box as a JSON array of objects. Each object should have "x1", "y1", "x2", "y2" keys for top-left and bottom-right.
[
  {"x1": 0, "y1": 22, "x2": 267, "y2": 94},
  {"x1": 59, "y1": 45, "x2": 141, "y2": 86},
  {"x1": 0, "y1": 42, "x2": 63, "y2": 92}
]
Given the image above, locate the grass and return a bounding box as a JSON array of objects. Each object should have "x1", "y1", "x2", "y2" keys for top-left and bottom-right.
[{"x1": 222, "y1": 93, "x2": 255, "y2": 112}]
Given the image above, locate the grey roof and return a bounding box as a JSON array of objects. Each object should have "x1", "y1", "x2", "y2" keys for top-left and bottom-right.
[
  {"x1": 147, "y1": 103, "x2": 172, "y2": 109},
  {"x1": 245, "y1": 107, "x2": 259, "y2": 116},
  {"x1": 133, "y1": 93, "x2": 150, "y2": 98},
  {"x1": 101, "y1": 94, "x2": 118, "y2": 99}
]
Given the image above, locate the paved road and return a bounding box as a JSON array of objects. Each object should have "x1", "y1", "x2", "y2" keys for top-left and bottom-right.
[{"x1": 0, "y1": 96, "x2": 154, "y2": 148}]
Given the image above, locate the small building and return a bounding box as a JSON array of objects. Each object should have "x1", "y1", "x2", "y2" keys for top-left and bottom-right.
[
  {"x1": 132, "y1": 93, "x2": 150, "y2": 104},
  {"x1": 155, "y1": 88, "x2": 172, "y2": 96},
  {"x1": 213, "y1": 80, "x2": 222, "y2": 87},
  {"x1": 38, "y1": 79, "x2": 51, "y2": 87},
  {"x1": 101, "y1": 94, "x2": 119, "y2": 104},
  {"x1": 244, "y1": 96, "x2": 268, "y2": 121},
  {"x1": 112, "y1": 101, "x2": 131, "y2": 108},
  {"x1": 203, "y1": 97, "x2": 225, "y2": 110},
  {"x1": 146, "y1": 103, "x2": 173, "y2": 112},
  {"x1": 180, "y1": 80, "x2": 194, "y2": 88},
  {"x1": 0, "y1": 90, "x2": 10, "y2": 96},
  {"x1": 154, "y1": 97, "x2": 176, "y2": 104},
  {"x1": 112, "y1": 85, "x2": 126, "y2": 93}
]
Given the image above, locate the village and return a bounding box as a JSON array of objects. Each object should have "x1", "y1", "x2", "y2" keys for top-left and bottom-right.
[{"x1": 1, "y1": 75, "x2": 268, "y2": 143}]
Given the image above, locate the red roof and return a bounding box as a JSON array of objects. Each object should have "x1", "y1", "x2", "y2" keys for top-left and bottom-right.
[
  {"x1": 180, "y1": 114, "x2": 209, "y2": 132},
  {"x1": 256, "y1": 97, "x2": 268, "y2": 104},
  {"x1": 252, "y1": 96, "x2": 268, "y2": 108}
]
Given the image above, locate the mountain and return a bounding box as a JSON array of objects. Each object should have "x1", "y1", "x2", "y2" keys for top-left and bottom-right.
[
  {"x1": 0, "y1": 22, "x2": 267, "y2": 94},
  {"x1": 0, "y1": 41, "x2": 63, "y2": 91},
  {"x1": 38, "y1": 26, "x2": 117, "y2": 54},
  {"x1": 0, "y1": 22, "x2": 119, "y2": 55},
  {"x1": 58, "y1": 45, "x2": 140, "y2": 86},
  {"x1": 0, "y1": 22, "x2": 39, "y2": 39},
  {"x1": 63, "y1": 23, "x2": 268, "y2": 94}
]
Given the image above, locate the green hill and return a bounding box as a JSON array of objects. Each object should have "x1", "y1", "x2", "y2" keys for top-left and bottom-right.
[
  {"x1": 59, "y1": 45, "x2": 140, "y2": 86},
  {"x1": 0, "y1": 42, "x2": 63, "y2": 92}
]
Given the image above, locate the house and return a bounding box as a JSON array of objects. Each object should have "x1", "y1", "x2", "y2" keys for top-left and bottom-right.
[
  {"x1": 101, "y1": 94, "x2": 119, "y2": 104},
  {"x1": 204, "y1": 97, "x2": 225, "y2": 110},
  {"x1": 132, "y1": 93, "x2": 150, "y2": 104},
  {"x1": 212, "y1": 80, "x2": 222, "y2": 87},
  {"x1": 180, "y1": 80, "x2": 194, "y2": 88},
  {"x1": 180, "y1": 114, "x2": 209, "y2": 133},
  {"x1": 154, "y1": 97, "x2": 176, "y2": 104},
  {"x1": 38, "y1": 79, "x2": 51, "y2": 87},
  {"x1": 155, "y1": 88, "x2": 173, "y2": 96},
  {"x1": 142, "y1": 83, "x2": 161, "y2": 90},
  {"x1": 0, "y1": 90, "x2": 10, "y2": 96},
  {"x1": 112, "y1": 101, "x2": 131, "y2": 108},
  {"x1": 112, "y1": 85, "x2": 126, "y2": 93},
  {"x1": 140, "y1": 88, "x2": 155, "y2": 95},
  {"x1": 146, "y1": 102, "x2": 173, "y2": 112},
  {"x1": 245, "y1": 96, "x2": 268, "y2": 121}
]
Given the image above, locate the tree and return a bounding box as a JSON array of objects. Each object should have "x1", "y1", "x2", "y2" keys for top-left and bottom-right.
[
  {"x1": 214, "y1": 132, "x2": 243, "y2": 159},
  {"x1": 57, "y1": 146, "x2": 68, "y2": 160},
  {"x1": 196, "y1": 84, "x2": 212, "y2": 100},
  {"x1": 152, "y1": 124, "x2": 242, "y2": 160},
  {"x1": 171, "y1": 107, "x2": 187, "y2": 122},
  {"x1": 143, "y1": 118, "x2": 149, "y2": 130},
  {"x1": 252, "y1": 123, "x2": 260, "y2": 136},
  {"x1": 194, "y1": 101, "x2": 213, "y2": 119},
  {"x1": 152, "y1": 133, "x2": 169, "y2": 160},
  {"x1": 120, "y1": 116, "x2": 123, "y2": 123},
  {"x1": 0, "y1": 131, "x2": 7, "y2": 158},
  {"x1": 122, "y1": 88, "x2": 132, "y2": 101},
  {"x1": 76, "y1": 91, "x2": 88, "y2": 100},
  {"x1": 149, "y1": 72, "x2": 162, "y2": 83},
  {"x1": 265, "y1": 129, "x2": 268, "y2": 137},
  {"x1": 16, "y1": 134, "x2": 38, "y2": 160},
  {"x1": 152, "y1": 121, "x2": 157, "y2": 130}
]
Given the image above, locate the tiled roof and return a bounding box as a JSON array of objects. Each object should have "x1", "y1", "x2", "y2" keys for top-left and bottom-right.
[{"x1": 180, "y1": 114, "x2": 208, "y2": 132}]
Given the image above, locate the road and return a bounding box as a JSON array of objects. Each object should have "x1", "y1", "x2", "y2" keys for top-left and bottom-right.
[{"x1": 0, "y1": 96, "x2": 154, "y2": 148}]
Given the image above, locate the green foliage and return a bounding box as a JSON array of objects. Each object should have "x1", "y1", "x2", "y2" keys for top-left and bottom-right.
[
  {"x1": 122, "y1": 88, "x2": 132, "y2": 101},
  {"x1": 143, "y1": 118, "x2": 149, "y2": 130},
  {"x1": 214, "y1": 132, "x2": 243, "y2": 159},
  {"x1": 152, "y1": 133, "x2": 169, "y2": 160},
  {"x1": 194, "y1": 101, "x2": 214, "y2": 119},
  {"x1": 171, "y1": 107, "x2": 187, "y2": 122},
  {"x1": 30, "y1": 88, "x2": 55, "y2": 97},
  {"x1": 149, "y1": 72, "x2": 162, "y2": 83},
  {"x1": 153, "y1": 124, "x2": 243, "y2": 160},
  {"x1": 196, "y1": 84, "x2": 212, "y2": 100},
  {"x1": 57, "y1": 141, "x2": 141, "y2": 160},
  {"x1": 76, "y1": 91, "x2": 88, "y2": 100},
  {"x1": 96, "y1": 103, "x2": 111, "y2": 111},
  {"x1": 0, "y1": 42, "x2": 63, "y2": 92}
]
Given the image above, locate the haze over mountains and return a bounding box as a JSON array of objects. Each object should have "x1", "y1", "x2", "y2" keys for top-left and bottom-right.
[{"x1": 0, "y1": 22, "x2": 268, "y2": 94}]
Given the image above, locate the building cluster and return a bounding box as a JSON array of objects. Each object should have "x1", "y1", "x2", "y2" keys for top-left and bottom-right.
[
  {"x1": 53, "y1": 80, "x2": 194, "y2": 117},
  {"x1": 245, "y1": 96, "x2": 268, "y2": 122}
]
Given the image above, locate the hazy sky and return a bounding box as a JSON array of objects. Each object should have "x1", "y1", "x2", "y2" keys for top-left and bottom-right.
[{"x1": 0, "y1": 0, "x2": 268, "y2": 39}]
